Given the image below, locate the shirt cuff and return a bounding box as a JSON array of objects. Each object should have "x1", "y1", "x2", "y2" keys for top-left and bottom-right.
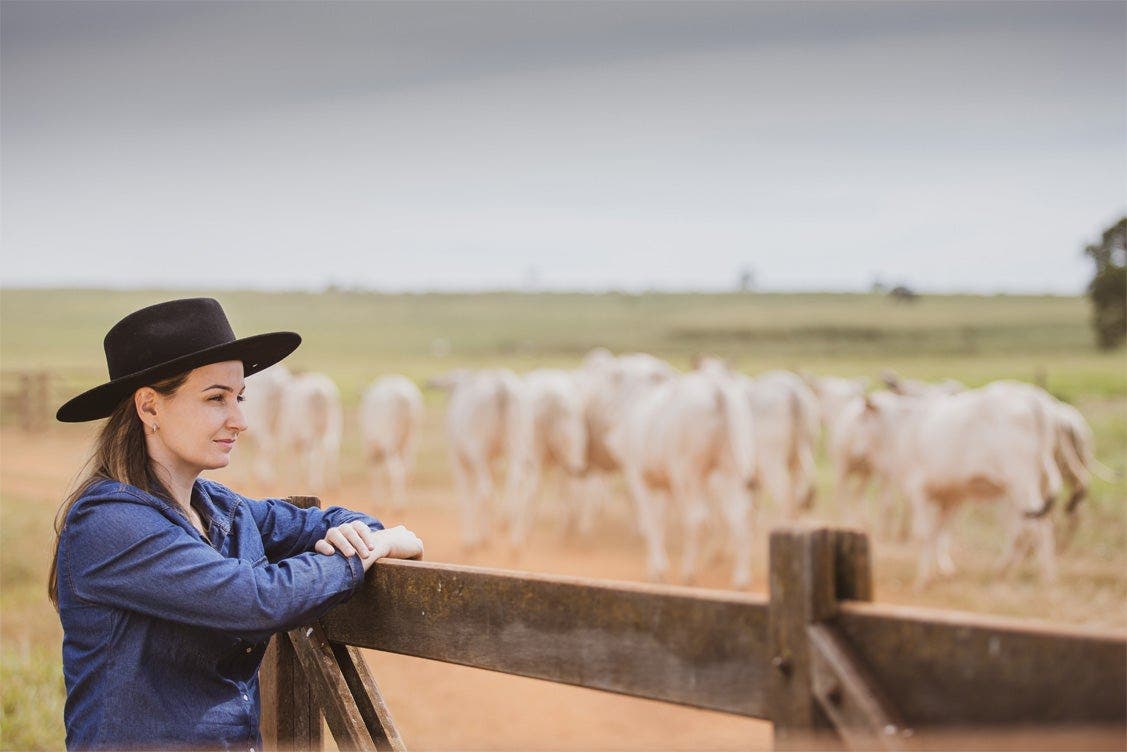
[{"x1": 344, "y1": 551, "x2": 367, "y2": 590}]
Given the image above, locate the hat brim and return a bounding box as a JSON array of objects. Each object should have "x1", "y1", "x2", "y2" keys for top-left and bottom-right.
[{"x1": 56, "y1": 331, "x2": 301, "y2": 423}]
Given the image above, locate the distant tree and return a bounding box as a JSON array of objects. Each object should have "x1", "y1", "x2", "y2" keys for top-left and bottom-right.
[
  {"x1": 889, "y1": 285, "x2": 918, "y2": 303},
  {"x1": 737, "y1": 266, "x2": 756, "y2": 293},
  {"x1": 1084, "y1": 216, "x2": 1126, "y2": 350},
  {"x1": 869, "y1": 276, "x2": 887, "y2": 295}
]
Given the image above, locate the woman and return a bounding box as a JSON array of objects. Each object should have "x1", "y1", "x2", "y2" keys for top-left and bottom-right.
[{"x1": 49, "y1": 297, "x2": 423, "y2": 751}]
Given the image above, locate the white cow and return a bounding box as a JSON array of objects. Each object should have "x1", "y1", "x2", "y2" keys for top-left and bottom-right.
[
  {"x1": 978, "y1": 380, "x2": 1119, "y2": 552},
  {"x1": 505, "y1": 369, "x2": 588, "y2": 547},
  {"x1": 579, "y1": 351, "x2": 678, "y2": 474},
  {"x1": 275, "y1": 372, "x2": 343, "y2": 494},
  {"x1": 738, "y1": 370, "x2": 820, "y2": 519},
  {"x1": 239, "y1": 364, "x2": 292, "y2": 485},
  {"x1": 607, "y1": 364, "x2": 756, "y2": 588},
  {"x1": 438, "y1": 369, "x2": 524, "y2": 549},
  {"x1": 846, "y1": 387, "x2": 1060, "y2": 587},
  {"x1": 569, "y1": 351, "x2": 678, "y2": 532},
  {"x1": 359, "y1": 375, "x2": 424, "y2": 512},
  {"x1": 831, "y1": 376, "x2": 962, "y2": 536},
  {"x1": 827, "y1": 391, "x2": 897, "y2": 531},
  {"x1": 804, "y1": 374, "x2": 869, "y2": 438}
]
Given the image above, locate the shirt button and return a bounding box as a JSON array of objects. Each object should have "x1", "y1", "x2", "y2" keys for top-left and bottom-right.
[
  {"x1": 242, "y1": 694, "x2": 249, "y2": 702},
  {"x1": 245, "y1": 647, "x2": 253, "y2": 653}
]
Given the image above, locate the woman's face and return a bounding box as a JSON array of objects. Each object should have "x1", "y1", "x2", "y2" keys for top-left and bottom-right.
[{"x1": 142, "y1": 360, "x2": 248, "y2": 478}]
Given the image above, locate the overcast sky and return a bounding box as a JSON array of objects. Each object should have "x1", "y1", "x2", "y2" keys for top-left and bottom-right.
[{"x1": 2, "y1": 1, "x2": 1124, "y2": 293}]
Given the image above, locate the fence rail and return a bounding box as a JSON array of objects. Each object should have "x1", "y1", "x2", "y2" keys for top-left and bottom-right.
[
  {"x1": 321, "y1": 559, "x2": 772, "y2": 717},
  {"x1": 260, "y1": 498, "x2": 1127, "y2": 751}
]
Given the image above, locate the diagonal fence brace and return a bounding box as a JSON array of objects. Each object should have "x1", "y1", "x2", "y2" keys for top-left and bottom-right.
[
  {"x1": 286, "y1": 622, "x2": 406, "y2": 752},
  {"x1": 807, "y1": 622, "x2": 915, "y2": 752}
]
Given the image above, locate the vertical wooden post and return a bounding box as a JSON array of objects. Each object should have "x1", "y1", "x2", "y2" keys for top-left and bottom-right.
[
  {"x1": 32, "y1": 371, "x2": 50, "y2": 432},
  {"x1": 18, "y1": 372, "x2": 32, "y2": 432},
  {"x1": 260, "y1": 496, "x2": 324, "y2": 751},
  {"x1": 768, "y1": 527, "x2": 872, "y2": 750}
]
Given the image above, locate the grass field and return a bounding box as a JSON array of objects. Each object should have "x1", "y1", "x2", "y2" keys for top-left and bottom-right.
[{"x1": 1, "y1": 288, "x2": 1124, "y2": 750}]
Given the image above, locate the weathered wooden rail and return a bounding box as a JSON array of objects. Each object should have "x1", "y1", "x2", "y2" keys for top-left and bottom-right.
[{"x1": 261, "y1": 499, "x2": 1126, "y2": 751}]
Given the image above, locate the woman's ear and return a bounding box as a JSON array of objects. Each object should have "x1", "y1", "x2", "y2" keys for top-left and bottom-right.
[{"x1": 134, "y1": 387, "x2": 159, "y2": 426}]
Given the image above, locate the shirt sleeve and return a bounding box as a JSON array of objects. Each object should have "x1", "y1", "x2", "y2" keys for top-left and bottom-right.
[
  {"x1": 242, "y1": 495, "x2": 385, "y2": 561},
  {"x1": 62, "y1": 494, "x2": 368, "y2": 641}
]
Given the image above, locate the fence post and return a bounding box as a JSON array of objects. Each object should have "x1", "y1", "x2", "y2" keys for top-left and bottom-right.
[
  {"x1": 261, "y1": 496, "x2": 324, "y2": 751},
  {"x1": 768, "y1": 527, "x2": 872, "y2": 750}
]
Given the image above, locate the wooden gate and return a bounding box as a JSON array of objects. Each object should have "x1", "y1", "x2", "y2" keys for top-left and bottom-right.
[{"x1": 261, "y1": 498, "x2": 1126, "y2": 751}]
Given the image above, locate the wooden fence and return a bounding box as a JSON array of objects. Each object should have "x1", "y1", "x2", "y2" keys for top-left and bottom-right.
[
  {"x1": 0, "y1": 369, "x2": 54, "y2": 431},
  {"x1": 260, "y1": 498, "x2": 1126, "y2": 751}
]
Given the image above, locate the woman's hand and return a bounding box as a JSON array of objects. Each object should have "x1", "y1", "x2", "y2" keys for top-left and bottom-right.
[{"x1": 315, "y1": 521, "x2": 423, "y2": 571}]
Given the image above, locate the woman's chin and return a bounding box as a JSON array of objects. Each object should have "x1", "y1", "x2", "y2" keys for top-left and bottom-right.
[{"x1": 204, "y1": 455, "x2": 232, "y2": 471}]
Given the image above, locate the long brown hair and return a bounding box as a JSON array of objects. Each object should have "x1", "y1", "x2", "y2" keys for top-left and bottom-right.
[{"x1": 48, "y1": 372, "x2": 190, "y2": 609}]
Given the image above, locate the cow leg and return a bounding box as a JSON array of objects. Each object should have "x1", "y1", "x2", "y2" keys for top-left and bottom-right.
[
  {"x1": 453, "y1": 454, "x2": 482, "y2": 550},
  {"x1": 624, "y1": 470, "x2": 668, "y2": 582},
  {"x1": 367, "y1": 453, "x2": 385, "y2": 511},
  {"x1": 718, "y1": 476, "x2": 754, "y2": 589},
  {"x1": 333, "y1": 439, "x2": 343, "y2": 489},
  {"x1": 507, "y1": 458, "x2": 542, "y2": 549},
  {"x1": 673, "y1": 473, "x2": 708, "y2": 586},
  {"x1": 875, "y1": 479, "x2": 898, "y2": 539},
  {"x1": 994, "y1": 506, "x2": 1026, "y2": 577},
  {"x1": 792, "y1": 444, "x2": 818, "y2": 514},
  {"x1": 558, "y1": 472, "x2": 585, "y2": 536},
  {"x1": 307, "y1": 443, "x2": 324, "y2": 493},
  {"x1": 1030, "y1": 516, "x2": 1058, "y2": 584},
  {"x1": 578, "y1": 474, "x2": 610, "y2": 536},
  {"x1": 386, "y1": 453, "x2": 407, "y2": 513},
  {"x1": 835, "y1": 468, "x2": 868, "y2": 526},
  {"x1": 937, "y1": 520, "x2": 957, "y2": 577},
  {"x1": 910, "y1": 488, "x2": 941, "y2": 590},
  {"x1": 894, "y1": 481, "x2": 913, "y2": 543},
  {"x1": 761, "y1": 458, "x2": 792, "y2": 520}
]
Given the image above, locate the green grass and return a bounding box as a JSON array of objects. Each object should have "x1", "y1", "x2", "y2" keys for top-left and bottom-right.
[
  {"x1": 0, "y1": 642, "x2": 67, "y2": 751},
  {"x1": 2, "y1": 288, "x2": 1122, "y2": 399},
  {"x1": 1, "y1": 488, "x2": 66, "y2": 752}
]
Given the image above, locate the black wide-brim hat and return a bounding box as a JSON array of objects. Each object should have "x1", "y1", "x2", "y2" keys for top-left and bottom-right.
[{"x1": 56, "y1": 297, "x2": 301, "y2": 422}]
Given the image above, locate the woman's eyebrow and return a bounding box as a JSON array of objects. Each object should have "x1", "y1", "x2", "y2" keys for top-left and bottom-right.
[{"x1": 201, "y1": 384, "x2": 246, "y2": 394}]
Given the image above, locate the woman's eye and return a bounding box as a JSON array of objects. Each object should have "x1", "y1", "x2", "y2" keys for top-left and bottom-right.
[
  {"x1": 237, "y1": 395, "x2": 246, "y2": 403},
  {"x1": 209, "y1": 394, "x2": 225, "y2": 402}
]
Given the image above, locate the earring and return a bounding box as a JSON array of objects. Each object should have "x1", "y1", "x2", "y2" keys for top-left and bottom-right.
[{"x1": 149, "y1": 423, "x2": 159, "y2": 435}]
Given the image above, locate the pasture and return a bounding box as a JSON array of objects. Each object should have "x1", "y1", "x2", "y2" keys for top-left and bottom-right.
[{"x1": 1, "y1": 288, "x2": 1124, "y2": 750}]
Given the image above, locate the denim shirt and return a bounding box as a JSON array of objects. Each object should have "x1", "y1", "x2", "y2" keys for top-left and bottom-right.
[{"x1": 56, "y1": 477, "x2": 382, "y2": 751}]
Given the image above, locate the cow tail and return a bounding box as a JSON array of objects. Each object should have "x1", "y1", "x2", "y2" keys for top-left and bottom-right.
[
  {"x1": 1056, "y1": 420, "x2": 1089, "y2": 515},
  {"x1": 718, "y1": 381, "x2": 756, "y2": 485},
  {"x1": 1032, "y1": 396, "x2": 1062, "y2": 511}
]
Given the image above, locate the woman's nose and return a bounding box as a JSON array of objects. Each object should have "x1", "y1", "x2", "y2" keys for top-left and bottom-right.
[{"x1": 230, "y1": 402, "x2": 249, "y2": 432}]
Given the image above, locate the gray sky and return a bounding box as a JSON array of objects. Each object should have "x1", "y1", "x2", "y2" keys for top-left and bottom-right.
[{"x1": 2, "y1": 1, "x2": 1124, "y2": 293}]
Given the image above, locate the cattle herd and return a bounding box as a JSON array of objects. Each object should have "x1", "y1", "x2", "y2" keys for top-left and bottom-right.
[{"x1": 238, "y1": 350, "x2": 1113, "y2": 590}]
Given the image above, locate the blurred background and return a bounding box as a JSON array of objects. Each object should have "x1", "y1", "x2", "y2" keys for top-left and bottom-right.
[{"x1": 2, "y1": 1, "x2": 1124, "y2": 750}]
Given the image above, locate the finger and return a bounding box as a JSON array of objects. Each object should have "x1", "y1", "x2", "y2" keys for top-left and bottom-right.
[
  {"x1": 341, "y1": 525, "x2": 370, "y2": 558},
  {"x1": 350, "y1": 521, "x2": 377, "y2": 549},
  {"x1": 326, "y1": 528, "x2": 356, "y2": 557},
  {"x1": 314, "y1": 540, "x2": 334, "y2": 556},
  {"x1": 355, "y1": 524, "x2": 379, "y2": 550}
]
